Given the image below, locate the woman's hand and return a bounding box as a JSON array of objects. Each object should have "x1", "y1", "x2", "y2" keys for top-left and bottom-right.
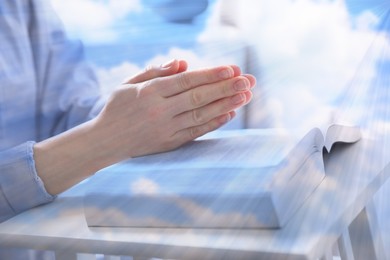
[
  {"x1": 95, "y1": 62, "x2": 256, "y2": 159},
  {"x1": 34, "y1": 60, "x2": 256, "y2": 195}
]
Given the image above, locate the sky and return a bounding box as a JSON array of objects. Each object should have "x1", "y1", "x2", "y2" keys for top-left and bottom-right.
[{"x1": 50, "y1": 0, "x2": 390, "y2": 134}]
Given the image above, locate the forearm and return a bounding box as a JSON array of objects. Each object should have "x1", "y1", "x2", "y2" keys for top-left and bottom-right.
[{"x1": 33, "y1": 118, "x2": 118, "y2": 195}]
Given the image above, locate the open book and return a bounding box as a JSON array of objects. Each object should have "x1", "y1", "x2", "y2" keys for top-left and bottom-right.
[{"x1": 84, "y1": 124, "x2": 361, "y2": 229}]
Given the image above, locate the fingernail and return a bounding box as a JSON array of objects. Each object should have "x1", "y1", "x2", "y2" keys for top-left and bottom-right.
[
  {"x1": 219, "y1": 68, "x2": 233, "y2": 79},
  {"x1": 243, "y1": 74, "x2": 256, "y2": 88},
  {"x1": 161, "y1": 59, "x2": 176, "y2": 68},
  {"x1": 234, "y1": 79, "x2": 249, "y2": 91},
  {"x1": 231, "y1": 93, "x2": 245, "y2": 104}
]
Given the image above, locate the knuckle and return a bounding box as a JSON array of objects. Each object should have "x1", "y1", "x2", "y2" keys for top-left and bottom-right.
[
  {"x1": 137, "y1": 80, "x2": 156, "y2": 97},
  {"x1": 177, "y1": 72, "x2": 192, "y2": 91},
  {"x1": 144, "y1": 64, "x2": 154, "y2": 72},
  {"x1": 190, "y1": 90, "x2": 203, "y2": 107},
  {"x1": 191, "y1": 109, "x2": 204, "y2": 124},
  {"x1": 136, "y1": 87, "x2": 149, "y2": 99},
  {"x1": 143, "y1": 79, "x2": 154, "y2": 91}
]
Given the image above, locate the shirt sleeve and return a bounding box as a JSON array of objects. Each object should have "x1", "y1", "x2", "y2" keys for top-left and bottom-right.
[
  {"x1": 0, "y1": 0, "x2": 103, "y2": 222},
  {"x1": 29, "y1": 0, "x2": 105, "y2": 140},
  {"x1": 0, "y1": 142, "x2": 55, "y2": 222}
]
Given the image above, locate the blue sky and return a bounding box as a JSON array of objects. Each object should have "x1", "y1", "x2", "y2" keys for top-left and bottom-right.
[
  {"x1": 345, "y1": 0, "x2": 390, "y2": 17},
  {"x1": 333, "y1": 0, "x2": 390, "y2": 121},
  {"x1": 81, "y1": 0, "x2": 218, "y2": 67},
  {"x1": 51, "y1": 0, "x2": 390, "y2": 67}
]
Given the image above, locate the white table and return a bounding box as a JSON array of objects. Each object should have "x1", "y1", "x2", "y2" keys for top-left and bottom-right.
[{"x1": 0, "y1": 137, "x2": 389, "y2": 260}]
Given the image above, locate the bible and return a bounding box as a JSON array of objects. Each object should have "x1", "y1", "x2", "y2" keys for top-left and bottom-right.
[{"x1": 84, "y1": 124, "x2": 361, "y2": 228}]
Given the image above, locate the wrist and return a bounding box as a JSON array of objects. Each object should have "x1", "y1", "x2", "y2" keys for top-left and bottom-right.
[{"x1": 34, "y1": 118, "x2": 120, "y2": 194}]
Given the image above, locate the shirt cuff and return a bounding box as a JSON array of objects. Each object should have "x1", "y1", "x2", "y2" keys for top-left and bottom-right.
[{"x1": 0, "y1": 141, "x2": 55, "y2": 215}]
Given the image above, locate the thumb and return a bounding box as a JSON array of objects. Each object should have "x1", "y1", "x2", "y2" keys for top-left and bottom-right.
[{"x1": 124, "y1": 59, "x2": 188, "y2": 84}]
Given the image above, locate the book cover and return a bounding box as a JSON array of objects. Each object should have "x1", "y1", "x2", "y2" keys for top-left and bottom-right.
[{"x1": 84, "y1": 126, "x2": 360, "y2": 228}]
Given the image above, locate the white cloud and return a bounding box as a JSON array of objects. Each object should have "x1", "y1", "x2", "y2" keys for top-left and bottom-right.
[
  {"x1": 131, "y1": 178, "x2": 160, "y2": 195},
  {"x1": 268, "y1": 85, "x2": 335, "y2": 129},
  {"x1": 95, "y1": 62, "x2": 142, "y2": 96},
  {"x1": 201, "y1": 0, "x2": 390, "y2": 130},
  {"x1": 355, "y1": 10, "x2": 381, "y2": 31},
  {"x1": 145, "y1": 47, "x2": 239, "y2": 69},
  {"x1": 107, "y1": 0, "x2": 143, "y2": 18},
  {"x1": 145, "y1": 48, "x2": 212, "y2": 69},
  {"x1": 50, "y1": 0, "x2": 142, "y2": 43}
]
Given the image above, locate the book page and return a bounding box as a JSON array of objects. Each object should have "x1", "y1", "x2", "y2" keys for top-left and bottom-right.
[
  {"x1": 116, "y1": 129, "x2": 299, "y2": 171},
  {"x1": 324, "y1": 124, "x2": 361, "y2": 151}
]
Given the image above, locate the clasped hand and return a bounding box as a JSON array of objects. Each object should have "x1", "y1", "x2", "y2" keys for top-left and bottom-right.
[
  {"x1": 95, "y1": 59, "x2": 256, "y2": 159},
  {"x1": 33, "y1": 60, "x2": 256, "y2": 195}
]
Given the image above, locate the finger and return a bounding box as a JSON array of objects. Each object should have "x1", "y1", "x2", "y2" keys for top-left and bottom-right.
[
  {"x1": 154, "y1": 65, "x2": 236, "y2": 97},
  {"x1": 177, "y1": 60, "x2": 188, "y2": 73},
  {"x1": 229, "y1": 110, "x2": 237, "y2": 120},
  {"x1": 173, "y1": 111, "x2": 237, "y2": 144},
  {"x1": 230, "y1": 65, "x2": 241, "y2": 77},
  {"x1": 169, "y1": 76, "x2": 251, "y2": 115},
  {"x1": 172, "y1": 91, "x2": 250, "y2": 130},
  {"x1": 124, "y1": 59, "x2": 184, "y2": 84},
  {"x1": 243, "y1": 90, "x2": 253, "y2": 105},
  {"x1": 242, "y1": 74, "x2": 257, "y2": 88}
]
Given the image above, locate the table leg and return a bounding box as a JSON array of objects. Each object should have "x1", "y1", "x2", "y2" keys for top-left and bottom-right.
[
  {"x1": 348, "y1": 202, "x2": 386, "y2": 260},
  {"x1": 119, "y1": 257, "x2": 133, "y2": 260},
  {"x1": 319, "y1": 249, "x2": 333, "y2": 260},
  {"x1": 337, "y1": 229, "x2": 354, "y2": 260},
  {"x1": 102, "y1": 255, "x2": 133, "y2": 260},
  {"x1": 77, "y1": 253, "x2": 98, "y2": 260},
  {"x1": 54, "y1": 250, "x2": 77, "y2": 260}
]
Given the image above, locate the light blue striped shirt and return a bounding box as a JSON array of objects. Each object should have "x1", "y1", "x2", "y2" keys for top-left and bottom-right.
[{"x1": 0, "y1": 0, "x2": 103, "y2": 223}]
